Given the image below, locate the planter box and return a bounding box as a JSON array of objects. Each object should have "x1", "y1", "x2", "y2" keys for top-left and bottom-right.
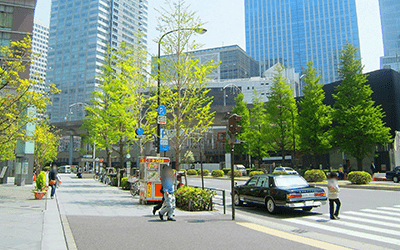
[{"x1": 34, "y1": 191, "x2": 46, "y2": 200}]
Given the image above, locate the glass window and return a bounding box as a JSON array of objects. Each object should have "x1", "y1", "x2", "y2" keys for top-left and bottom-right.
[
  {"x1": 256, "y1": 177, "x2": 268, "y2": 187},
  {"x1": 0, "y1": 5, "x2": 13, "y2": 30},
  {"x1": 246, "y1": 177, "x2": 257, "y2": 186}
]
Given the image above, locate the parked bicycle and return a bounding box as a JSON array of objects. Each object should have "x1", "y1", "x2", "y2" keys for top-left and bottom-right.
[{"x1": 130, "y1": 179, "x2": 140, "y2": 197}]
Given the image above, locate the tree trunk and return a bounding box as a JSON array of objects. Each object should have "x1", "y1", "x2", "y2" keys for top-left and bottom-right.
[{"x1": 357, "y1": 157, "x2": 363, "y2": 171}]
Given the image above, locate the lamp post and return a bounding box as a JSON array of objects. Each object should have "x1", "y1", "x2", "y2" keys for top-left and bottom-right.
[
  {"x1": 277, "y1": 105, "x2": 295, "y2": 168},
  {"x1": 222, "y1": 83, "x2": 241, "y2": 106},
  {"x1": 156, "y1": 28, "x2": 207, "y2": 155}
]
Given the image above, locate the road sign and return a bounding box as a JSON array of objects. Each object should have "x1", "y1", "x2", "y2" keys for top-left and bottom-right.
[
  {"x1": 160, "y1": 128, "x2": 168, "y2": 139},
  {"x1": 160, "y1": 139, "x2": 168, "y2": 146},
  {"x1": 157, "y1": 115, "x2": 167, "y2": 124},
  {"x1": 160, "y1": 144, "x2": 169, "y2": 151},
  {"x1": 135, "y1": 128, "x2": 144, "y2": 135},
  {"x1": 136, "y1": 135, "x2": 145, "y2": 139},
  {"x1": 158, "y1": 105, "x2": 167, "y2": 116},
  {"x1": 126, "y1": 154, "x2": 131, "y2": 159}
]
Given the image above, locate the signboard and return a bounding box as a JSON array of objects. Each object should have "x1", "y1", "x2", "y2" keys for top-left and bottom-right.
[
  {"x1": 160, "y1": 128, "x2": 168, "y2": 139},
  {"x1": 135, "y1": 128, "x2": 144, "y2": 135},
  {"x1": 160, "y1": 144, "x2": 169, "y2": 151},
  {"x1": 158, "y1": 105, "x2": 167, "y2": 116},
  {"x1": 157, "y1": 115, "x2": 167, "y2": 124}
]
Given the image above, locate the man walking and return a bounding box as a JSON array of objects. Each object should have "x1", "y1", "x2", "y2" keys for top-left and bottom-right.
[{"x1": 159, "y1": 168, "x2": 176, "y2": 221}]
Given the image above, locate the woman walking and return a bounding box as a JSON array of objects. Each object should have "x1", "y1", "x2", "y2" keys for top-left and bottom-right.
[
  {"x1": 49, "y1": 165, "x2": 58, "y2": 199},
  {"x1": 327, "y1": 172, "x2": 341, "y2": 220}
]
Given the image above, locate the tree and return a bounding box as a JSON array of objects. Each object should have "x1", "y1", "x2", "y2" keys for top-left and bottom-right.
[
  {"x1": 298, "y1": 61, "x2": 332, "y2": 167},
  {"x1": 0, "y1": 36, "x2": 57, "y2": 160},
  {"x1": 33, "y1": 121, "x2": 60, "y2": 171},
  {"x1": 332, "y1": 43, "x2": 391, "y2": 170},
  {"x1": 265, "y1": 64, "x2": 298, "y2": 165},
  {"x1": 246, "y1": 93, "x2": 269, "y2": 167},
  {"x1": 156, "y1": 0, "x2": 218, "y2": 170}
]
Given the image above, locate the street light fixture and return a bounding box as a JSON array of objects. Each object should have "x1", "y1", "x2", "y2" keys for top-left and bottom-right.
[
  {"x1": 277, "y1": 105, "x2": 295, "y2": 168},
  {"x1": 156, "y1": 27, "x2": 207, "y2": 155}
]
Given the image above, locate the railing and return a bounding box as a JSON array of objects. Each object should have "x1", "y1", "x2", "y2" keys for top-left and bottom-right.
[{"x1": 189, "y1": 185, "x2": 227, "y2": 214}]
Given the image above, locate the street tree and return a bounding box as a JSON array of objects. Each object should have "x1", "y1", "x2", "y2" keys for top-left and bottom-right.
[
  {"x1": 332, "y1": 43, "x2": 391, "y2": 170},
  {"x1": 156, "y1": 0, "x2": 218, "y2": 170},
  {"x1": 265, "y1": 64, "x2": 298, "y2": 165},
  {"x1": 0, "y1": 36, "x2": 57, "y2": 160},
  {"x1": 298, "y1": 61, "x2": 332, "y2": 167},
  {"x1": 33, "y1": 121, "x2": 60, "y2": 171},
  {"x1": 246, "y1": 93, "x2": 269, "y2": 168}
]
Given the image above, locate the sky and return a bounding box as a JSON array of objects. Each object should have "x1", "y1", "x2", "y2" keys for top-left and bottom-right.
[{"x1": 34, "y1": 0, "x2": 383, "y2": 73}]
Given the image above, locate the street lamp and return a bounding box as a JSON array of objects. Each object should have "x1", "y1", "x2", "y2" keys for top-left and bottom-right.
[
  {"x1": 156, "y1": 27, "x2": 207, "y2": 155},
  {"x1": 222, "y1": 83, "x2": 241, "y2": 106},
  {"x1": 277, "y1": 105, "x2": 295, "y2": 168}
]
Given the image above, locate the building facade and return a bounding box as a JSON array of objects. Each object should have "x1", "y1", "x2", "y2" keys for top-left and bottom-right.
[
  {"x1": 245, "y1": 0, "x2": 361, "y2": 84},
  {"x1": 379, "y1": 0, "x2": 400, "y2": 71},
  {"x1": 46, "y1": 0, "x2": 148, "y2": 123},
  {"x1": 30, "y1": 19, "x2": 49, "y2": 93}
]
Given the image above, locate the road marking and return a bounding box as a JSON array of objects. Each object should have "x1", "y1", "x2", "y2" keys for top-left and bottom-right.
[
  {"x1": 237, "y1": 222, "x2": 352, "y2": 250},
  {"x1": 377, "y1": 207, "x2": 400, "y2": 212},
  {"x1": 353, "y1": 209, "x2": 400, "y2": 220},
  {"x1": 332, "y1": 214, "x2": 400, "y2": 229},
  {"x1": 303, "y1": 215, "x2": 399, "y2": 236},
  {"x1": 284, "y1": 218, "x2": 400, "y2": 246}
]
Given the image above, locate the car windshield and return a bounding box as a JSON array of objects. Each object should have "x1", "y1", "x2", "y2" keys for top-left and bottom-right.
[
  {"x1": 274, "y1": 175, "x2": 308, "y2": 188},
  {"x1": 284, "y1": 168, "x2": 295, "y2": 171}
]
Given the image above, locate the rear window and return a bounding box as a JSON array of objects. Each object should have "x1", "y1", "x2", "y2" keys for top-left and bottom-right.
[{"x1": 274, "y1": 175, "x2": 308, "y2": 188}]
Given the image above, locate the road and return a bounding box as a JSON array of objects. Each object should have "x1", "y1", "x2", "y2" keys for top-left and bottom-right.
[{"x1": 188, "y1": 176, "x2": 400, "y2": 250}]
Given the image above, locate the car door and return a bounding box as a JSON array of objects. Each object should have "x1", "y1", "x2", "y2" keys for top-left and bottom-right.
[
  {"x1": 241, "y1": 177, "x2": 258, "y2": 202},
  {"x1": 253, "y1": 176, "x2": 269, "y2": 203}
]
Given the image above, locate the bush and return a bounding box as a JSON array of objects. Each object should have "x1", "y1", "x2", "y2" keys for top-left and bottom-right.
[
  {"x1": 121, "y1": 177, "x2": 130, "y2": 190},
  {"x1": 186, "y1": 169, "x2": 198, "y2": 176},
  {"x1": 175, "y1": 185, "x2": 215, "y2": 211},
  {"x1": 227, "y1": 170, "x2": 243, "y2": 177},
  {"x1": 273, "y1": 171, "x2": 289, "y2": 175},
  {"x1": 304, "y1": 169, "x2": 326, "y2": 182},
  {"x1": 211, "y1": 170, "x2": 224, "y2": 177},
  {"x1": 222, "y1": 168, "x2": 230, "y2": 175},
  {"x1": 35, "y1": 171, "x2": 46, "y2": 191},
  {"x1": 249, "y1": 171, "x2": 264, "y2": 177},
  {"x1": 245, "y1": 168, "x2": 255, "y2": 175},
  {"x1": 178, "y1": 169, "x2": 187, "y2": 172},
  {"x1": 44, "y1": 166, "x2": 50, "y2": 171},
  {"x1": 196, "y1": 169, "x2": 209, "y2": 176},
  {"x1": 347, "y1": 171, "x2": 372, "y2": 184}
]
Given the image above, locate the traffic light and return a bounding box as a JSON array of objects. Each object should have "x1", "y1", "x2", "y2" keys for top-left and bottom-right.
[{"x1": 228, "y1": 114, "x2": 242, "y2": 136}]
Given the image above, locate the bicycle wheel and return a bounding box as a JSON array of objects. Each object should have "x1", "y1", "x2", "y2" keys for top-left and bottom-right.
[
  {"x1": 93, "y1": 174, "x2": 99, "y2": 181},
  {"x1": 130, "y1": 181, "x2": 140, "y2": 197}
]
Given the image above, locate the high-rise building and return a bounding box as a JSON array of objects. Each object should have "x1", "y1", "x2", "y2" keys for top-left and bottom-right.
[
  {"x1": 46, "y1": 0, "x2": 148, "y2": 122},
  {"x1": 245, "y1": 0, "x2": 361, "y2": 84},
  {"x1": 30, "y1": 19, "x2": 49, "y2": 93},
  {"x1": 379, "y1": 0, "x2": 400, "y2": 71}
]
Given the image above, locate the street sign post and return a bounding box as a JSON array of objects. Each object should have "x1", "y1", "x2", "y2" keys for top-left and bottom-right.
[
  {"x1": 159, "y1": 128, "x2": 169, "y2": 152},
  {"x1": 158, "y1": 105, "x2": 166, "y2": 116},
  {"x1": 157, "y1": 115, "x2": 167, "y2": 124}
]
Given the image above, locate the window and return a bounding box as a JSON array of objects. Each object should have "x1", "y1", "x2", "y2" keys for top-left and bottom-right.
[
  {"x1": 246, "y1": 177, "x2": 257, "y2": 186},
  {"x1": 256, "y1": 177, "x2": 268, "y2": 187},
  {"x1": 0, "y1": 5, "x2": 13, "y2": 29}
]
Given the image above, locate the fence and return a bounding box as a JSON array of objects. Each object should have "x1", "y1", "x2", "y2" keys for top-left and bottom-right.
[{"x1": 189, "y1": 185, "x2": 227, "y2": 214}]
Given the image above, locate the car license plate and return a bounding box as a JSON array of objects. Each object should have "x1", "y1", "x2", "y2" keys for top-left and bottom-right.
[
  {"x1": 303, "y1": 193, "x2": 314, "y2": 197},
  {"x1": 305, "y1": 201, "x2": 313, "y2": 206}
]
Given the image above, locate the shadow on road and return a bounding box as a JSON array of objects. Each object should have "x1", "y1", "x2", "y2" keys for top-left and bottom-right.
[{"x1": 235, "y1": 203, "x2": 322, "y2": 219}]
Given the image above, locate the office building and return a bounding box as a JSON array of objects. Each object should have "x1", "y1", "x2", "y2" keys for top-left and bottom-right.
[
  {"x1": 245, "y1": 0, "x2": 361, "y2": 84},
  {"x1": 46, "y1": 0, "x2": 148, "y2": 122},
  {"x1": 379, "y1": 0, "x2": 400, "y2": 71},
  {"x1": 30, "y1": 19, "x2": 49, "y2": 93}
]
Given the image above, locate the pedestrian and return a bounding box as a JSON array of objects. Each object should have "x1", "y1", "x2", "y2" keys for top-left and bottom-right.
[
  {"x1": 49, "y1": 165, "x2": 58, "y2": 199},
  {"x1": 370, "y1": 161, "x2": 377, "y2": 174},
  {"x1": 152, "y1": 186, "x2": 164, "y2": 215},
  {"x1": 159, "y1": 168, "x2": 176, "y2": 221},
  {"x1": 327, "y1": 172, "x2": 341, "y2": 220}
]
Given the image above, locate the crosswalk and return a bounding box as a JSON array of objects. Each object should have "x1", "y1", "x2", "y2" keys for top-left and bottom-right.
[{"x1": 283, "y1": 205, "x2": 400, "y2": 249}]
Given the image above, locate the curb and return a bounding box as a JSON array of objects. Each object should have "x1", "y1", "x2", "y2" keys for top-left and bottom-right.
[
  {"x1": 57, "y1": 197, "x2": 78, "y2": 250},
  {"x1": 314, "y1": 183, "x2": 400, "y2": 191}
]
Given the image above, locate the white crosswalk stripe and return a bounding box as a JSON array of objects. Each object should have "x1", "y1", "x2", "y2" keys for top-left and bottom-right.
[{"x1": 283, "y1": 205, "x2": 400, "y2": 248}]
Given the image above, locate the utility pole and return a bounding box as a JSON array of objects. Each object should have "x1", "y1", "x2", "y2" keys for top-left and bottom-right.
[{"x1": 228, "y1": 114, "x2": 242, "y2": 220}]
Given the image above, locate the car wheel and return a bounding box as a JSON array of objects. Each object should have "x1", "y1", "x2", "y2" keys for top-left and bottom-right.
[
  {"x1": 265, "y1": 198, "x2": 276, "y2": 214},
  {"x1": 393, "y1": 176, "x2": 399, "y2": 183},
  {"x1": 234, "y1": 192, "x2": 243, "y2": 206},
  {"x1": 302, "y1": 207, "x2": 313, "y2": 212}
]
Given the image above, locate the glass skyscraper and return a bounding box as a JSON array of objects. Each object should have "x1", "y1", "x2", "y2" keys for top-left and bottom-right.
[
  {"x1": 379, "y1": 0, "x2": 400, "y2": 71},
  {"x1": 46, "y1": 0, "x2": 148, "y2": 122},
  {"x1": 245, "y1": 0, "x2": 361, "y2": 84}
]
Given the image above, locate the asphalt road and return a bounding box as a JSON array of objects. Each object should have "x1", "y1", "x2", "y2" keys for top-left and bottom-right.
[{"x1": 188, "y1": 177, "x2": 400, "y2": 250}]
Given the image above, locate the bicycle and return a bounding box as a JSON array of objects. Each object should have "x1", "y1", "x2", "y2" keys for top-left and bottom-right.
[
  {"x1": 93, "y1": 172, "x2": 100, "y2": 181},
  {"x1": 130, "y1": 179, "x2": 140, "y2": 197}
]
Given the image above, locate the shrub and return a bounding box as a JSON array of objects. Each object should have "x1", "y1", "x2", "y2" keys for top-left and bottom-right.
[
  {"x1": 304, "y1": 169, "x2": 326, "y2": 182},
  {"x1": 273, "y1": 171, "x2": 289, "y2": 175},
  {"x1": 347, "y1": 171, "x2": 372, "y2": 184},
  {"x1": 211, "y1": 170, "x2": 224, "y2": 177},
  {"x1": 121, "y1": 177, "x2": 130, "y2": 190},
  {"x1": 222, "y1": 168, "x2": 230, "y2": 175},
  {"x1": 175, "y1": 186, "x2": 215, "y2": 211},
  {"x1": 245, "y1": 168, "x2": 255, "y2": 175},
  {"x1": 249, "y1": 171, "x2": 264, "y2": 177},
  {"x1": 227, "y1": 170, "x2": 243, "y2": 177},
  {"x1": 186, "y1": 169, "x2": 198, "y2": 176},
  {"x1": 44, "y1": 166, "x2": 50, "y2": 171},
  {"x1": 178, "y1": 169, "x2": 187, "y2": 172},
  {"x1": 196, "y1": 169, "x2": 209, "y2": 176},
  {"x1": 35, "y1": 171, "x2": 46, "y2": 191}
]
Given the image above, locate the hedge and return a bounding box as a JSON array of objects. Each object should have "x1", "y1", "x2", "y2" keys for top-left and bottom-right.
[
  {"x1": 196, "y1": 169, "x2": 209, "y2": 176},
  {"x1": 222, "y1": 168, "x2": 230, "y2": 175},
  {"x1": 175, "y1": 186, "x2": 215, "y2": 211},
  {"x1": 249, "y1": 171, "x2": 264, "y2": 177},
  {"x1": 211, "y1": 170, "x2": 224, "y2": 177},
  {"x1": 187, "y1": 169, "x2": 198, "y2": 176},
  {"x1": 304, "y1": 169, "x2": 326, "y2": 182},
  {"x1": 121, "y1": 177, "x2": 130, "y2": 190},
  {"x1": 347, "y1": 171, "x2": 372, "y2": 184},
  {"x1": 227, "y1": 170, "x2": 243, "y2": 178}
]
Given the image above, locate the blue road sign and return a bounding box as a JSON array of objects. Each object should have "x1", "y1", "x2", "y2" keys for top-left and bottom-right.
[
  {"x1": 160, "y1": 128, "x2": 168, "y2": 139},
  {"x1": 135, "y1": 128, "x2": 144, "y2": 135},
  {"x1": 160, "y1": 144, "x2": 169, "y2": 151},
  {"x1": 158, "y1": 105, "x2": 167, "y2": 116}
]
